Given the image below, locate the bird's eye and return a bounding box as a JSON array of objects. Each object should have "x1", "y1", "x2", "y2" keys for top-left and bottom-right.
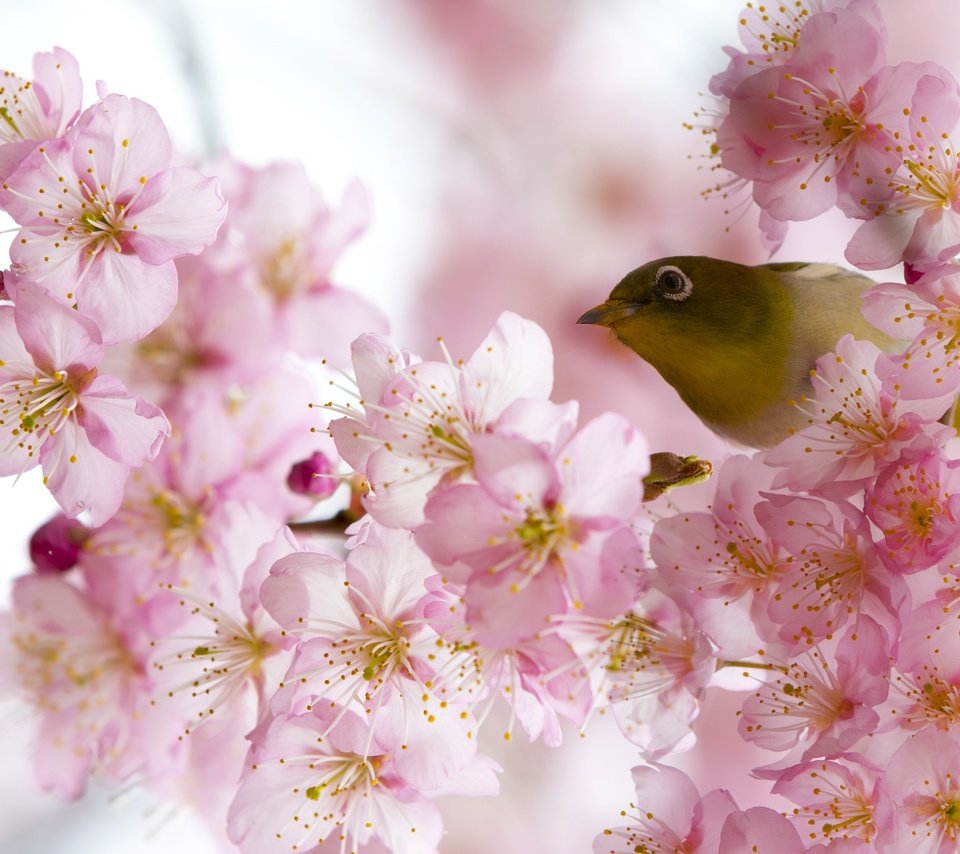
[{"x1": 654, "y1": 265, "x2": 693, "y2": 301}]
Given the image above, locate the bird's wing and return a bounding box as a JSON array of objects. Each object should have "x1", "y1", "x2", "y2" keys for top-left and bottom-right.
[{"x1": 758, "y1": 261, "x2": 875, "y2": 285}]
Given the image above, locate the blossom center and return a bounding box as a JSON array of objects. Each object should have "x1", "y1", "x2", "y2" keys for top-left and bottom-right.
[
  {"x1": 0, "y1": 73, "x2": 46, "y2": 143},
  {"x1": 150, "y1": 489, "x2": 207, "y2": 556},
  {"x1": 515, "y1": 505, "x2": 567, "y2": 554},
  {"x1": 0, "y1": 368, "x2": 84, "y2": 459},
  {"x1": 13, "y1": 618, "x2": 136, "y2": 708},
  {"x1": 76, "y1": 192, "x2": 128, "y2": 253},
  {"x1": 603, "y1": 615, "x2": 693, "y2": 699},
  {"x1": 260, "y1": 236, "x2": 309, "y2": 301}
]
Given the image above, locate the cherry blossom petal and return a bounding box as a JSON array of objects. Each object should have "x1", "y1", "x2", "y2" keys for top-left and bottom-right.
[
  {"x1": 77, "y1": 375, "x2": 168, "y2": 466},
  {"x1": 460, "y1": 310, "x2": 553, "y2": 424},
  {"x1": 76, "y1": 251, "x2": 177, "y2": 345},
  {"x1": 558, "y1": 412, "x2": 648, "y2": 521},
  {"x1": 125, "y1": 167, "x2": 226, "y2": 264},
  {"x1": 40, "y1": 419, "x2": 128, "y2": 523},
  {"x1": 72, "y1": 95, "x2": 172, "y2": 194}
]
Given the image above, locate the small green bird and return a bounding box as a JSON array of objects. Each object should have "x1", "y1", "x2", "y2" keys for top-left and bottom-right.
[{"x1": 577, "y1": 256, "x2": 901, "y2": 450}]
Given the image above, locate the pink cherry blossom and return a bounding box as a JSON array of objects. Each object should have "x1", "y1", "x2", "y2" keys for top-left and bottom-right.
[
  {"x1": 205, "y1": 159, "x2": 388, "y2": 367},
  {"x1": 766, "y1": 335, "x2": 952, "y2": 495},
  {"x1": 79, "y1": 392, "x2": 305, "y2": 599},
  {"x1": 866, "y1": 450, "x2": 960, "y2": 574},
  {"x1": 109, "y1": 254, "x2": 281, "y2": 403},
  {"x1": 161, "y1": 369, "x2": 332, "y2": 520},
  {"x1": 260, "y1": 524, "x2": 478, "y2": 789},
  {"x1": 557, "y1": 590, "x2": 716, "y2": 757},
  {"x1": 420, "y1": 584, "x2": 576, "y2": 746},
  {"x1": 150, "y1": 522, "x2": 297, "y2": 739},
  {"x1": 327, "y1": 310, "x2": 561, "y2": 528},
  {"x1": 884, "y1": 729, "x2": 960, "y2": 853},
  {"x1": 709, "y1": 0, "x2": 886, "y2": 98},
  {"x1": 772, "y1": 756, "x2": 891, "y2": 847},
  {"x1": 717, "y1": 9, "x2": 899, "y2": 222},
  {"x1": 738, "y1": 618, "x2": 890, "y2": 758},
  {"x1": 845, "y1": 66, "x2": 960, "y2": 273},
  {"x1": 862, "y1": 268, "x2": 960, "y2": 401},
  {"x1": 594, "y1": 763, "x2": 739, "y2": 854},
  {"x1": 415, "y1": 414, "x2": 648, "y2": 645},
  {"x1": 888, "y1": 601, "x2": 960, "y2": 734},
  {"x1": 650, "y1": 454, "x2": 790, "y2": 648},
  {"x1": 0, "y1": 47, "x2": 82, "y2": 180},
  {"x1": 228, "y1": 705, "x2": 448, "y2": 854},
  {"x1": 7, "y1": 574, "x2": 175, "y2": 798},
  {"x1": 2, "y1": 94, "x2": 226, "y2": 343},
  {"x1": 0, "y1": 286, "x2": 169, "y2": 523},
  {"x1": 755, "y1": 494, "x2": 908, "y2": 649}
]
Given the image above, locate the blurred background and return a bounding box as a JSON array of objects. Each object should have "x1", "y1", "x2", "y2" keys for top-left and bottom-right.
[{"x1": 0, "y1": 0, "x2": 953, "y2": 851}]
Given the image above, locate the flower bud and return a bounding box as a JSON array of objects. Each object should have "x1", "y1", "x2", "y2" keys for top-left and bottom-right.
[
  {"x1": 29, "y1": 514, "x2": 89, "y2": 574},
  {"x1": 286, "y1": 451, "x2": 338, "y2": 499}
]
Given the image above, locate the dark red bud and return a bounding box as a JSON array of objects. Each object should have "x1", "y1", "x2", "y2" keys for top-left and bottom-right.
[
  {"x1": 286, "y1": 451, "x2": 338, "y2": 499},
  {"x1": 29, "y1": 514, "x2": 89, "y2": 574}
]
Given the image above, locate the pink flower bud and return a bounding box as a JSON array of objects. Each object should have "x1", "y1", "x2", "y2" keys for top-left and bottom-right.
[
  {"x1": 29, "y1": 514, "x2": 88, "y2": 574},
  {"x1": 286, "y1": 451, "x2": 338, "y2": 498}
]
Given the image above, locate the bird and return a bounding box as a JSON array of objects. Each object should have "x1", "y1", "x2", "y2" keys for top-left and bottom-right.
[{"x1": 577, "y1": 256, "x2": 901, "y2": 450}]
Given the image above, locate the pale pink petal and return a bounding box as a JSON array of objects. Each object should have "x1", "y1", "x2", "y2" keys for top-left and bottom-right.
[
  {"x1": 364, "y1": 447, "x2": 442, "y2": 528},
  {"x1": 348, "y1": 332, "x2": 413, "y2": 406},
  {"x1": 460, "y1": 310, "x2": 553, "y2": 424},
  {"x1": 261, "y1": 551, "x2": 359, "y2": 631},
  {"x1": 465, "y1": 568, "x2": 566, "y2": 647},
  {"x1": 32, "y1": 47, "x2": 83, "y2": 135},
  {"x1": 307, "y1": 179, "x2": 371, "y2": 280},
  {"x1": 753, "y1": 169, "x2": 837, "y2": 222},
  {"x1": 0, "y1": 302, "x2": 32, "y2": 366},
  {"x1": 40, "y1": 419, "x2": 129, "y2": 523},
  {"x1": 12, "y1": 285, "x2": 103, "y2": 372},
  {"x1": 905, "y1": 207, "x2": 960, "y2": 269},
  {"x1": 845, "y1": 214, "x2": 916, "y2": 270},
  {"x1": 11, "y1": 574, "x2": 101, "y2": 635},
  {"x1": 76, "y1": 252, "x2": 177, "y2": 345},
  {"x1": 125, "y1": 167, "x2": 226, "y2": 263},
  {"x1": 571, "y1": 527, "x2": 646, "y2": 619},
  {"x1": 471, "y1": 432, "x2": 555, "y2": 508},
  {"x1": 284, "y1": 285, "x2": 389, "y2": 366},
  {"x1": 224, "y1": 160, "x2": 327, "y2": 250},
  {"x1": 719, "y1": 807, "x2": 805, "y2": 853},
  {"x1": 695, "y1": 788, "x2": 742, "y2": 854},
  {"x1": 327, "y1": 414, "x2": 374, "y2": 473},
  {"x1": 0, "y1": 140, "x2": 40, "y2": 184},
  {"x1": 495, "y1": 397, "x2": 579, "y2": 452},
  {"x1": 558, "y1": 412, "x2": 648, "y2": 521},
  {"x1": 861, "y1": 282, "x2": 925, "y2": 339},
  {"x1": 346, "y1": 525, "x2": 436, "y2": 619},
  {"x1": 416, "y1": 483, "x2": 506, "y2": 575},
  {"x1": 630, "y1": 763, "x2": 700, "y2": 837},
  {"x1": 430, "y1": 753, "x2": 501, "y2": 797},
  {"x1": 72, "y1": 95, "x2": 172, "y2": 194},
  {"x1": 77, "y1": 375, "x2": 168, "y2": 466},
  {"x1": 377, "y1": 688, "x2": 476, "y2": 791}
]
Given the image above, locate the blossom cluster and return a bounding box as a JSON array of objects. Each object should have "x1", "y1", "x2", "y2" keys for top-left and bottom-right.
[
  {"x1": 592, "y1": 2, "x2": 960, "y2": 851},
  {"x1": 0, "y1": 46, "x2": 662, "y2": 854},
  {"x1": 712, "y1": 0, "x2": 960, "y2": 278}
]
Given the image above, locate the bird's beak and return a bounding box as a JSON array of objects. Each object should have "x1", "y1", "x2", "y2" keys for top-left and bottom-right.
[{"x1": 577, "y1": 299, "x2": 640, "y2": 327}]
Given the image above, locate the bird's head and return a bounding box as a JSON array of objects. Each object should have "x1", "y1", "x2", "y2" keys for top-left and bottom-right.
[
  {"x1": 577, "y1": 256, "x2": 792, "y2": 438},
  {"x1": 577, "y1": 256, "x2": 779, "y2": 353}
]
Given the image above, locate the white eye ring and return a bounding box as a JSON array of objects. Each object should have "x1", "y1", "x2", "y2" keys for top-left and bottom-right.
[{"x1": 654, "y1": 265, "x2": 693, "y2": 301}]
